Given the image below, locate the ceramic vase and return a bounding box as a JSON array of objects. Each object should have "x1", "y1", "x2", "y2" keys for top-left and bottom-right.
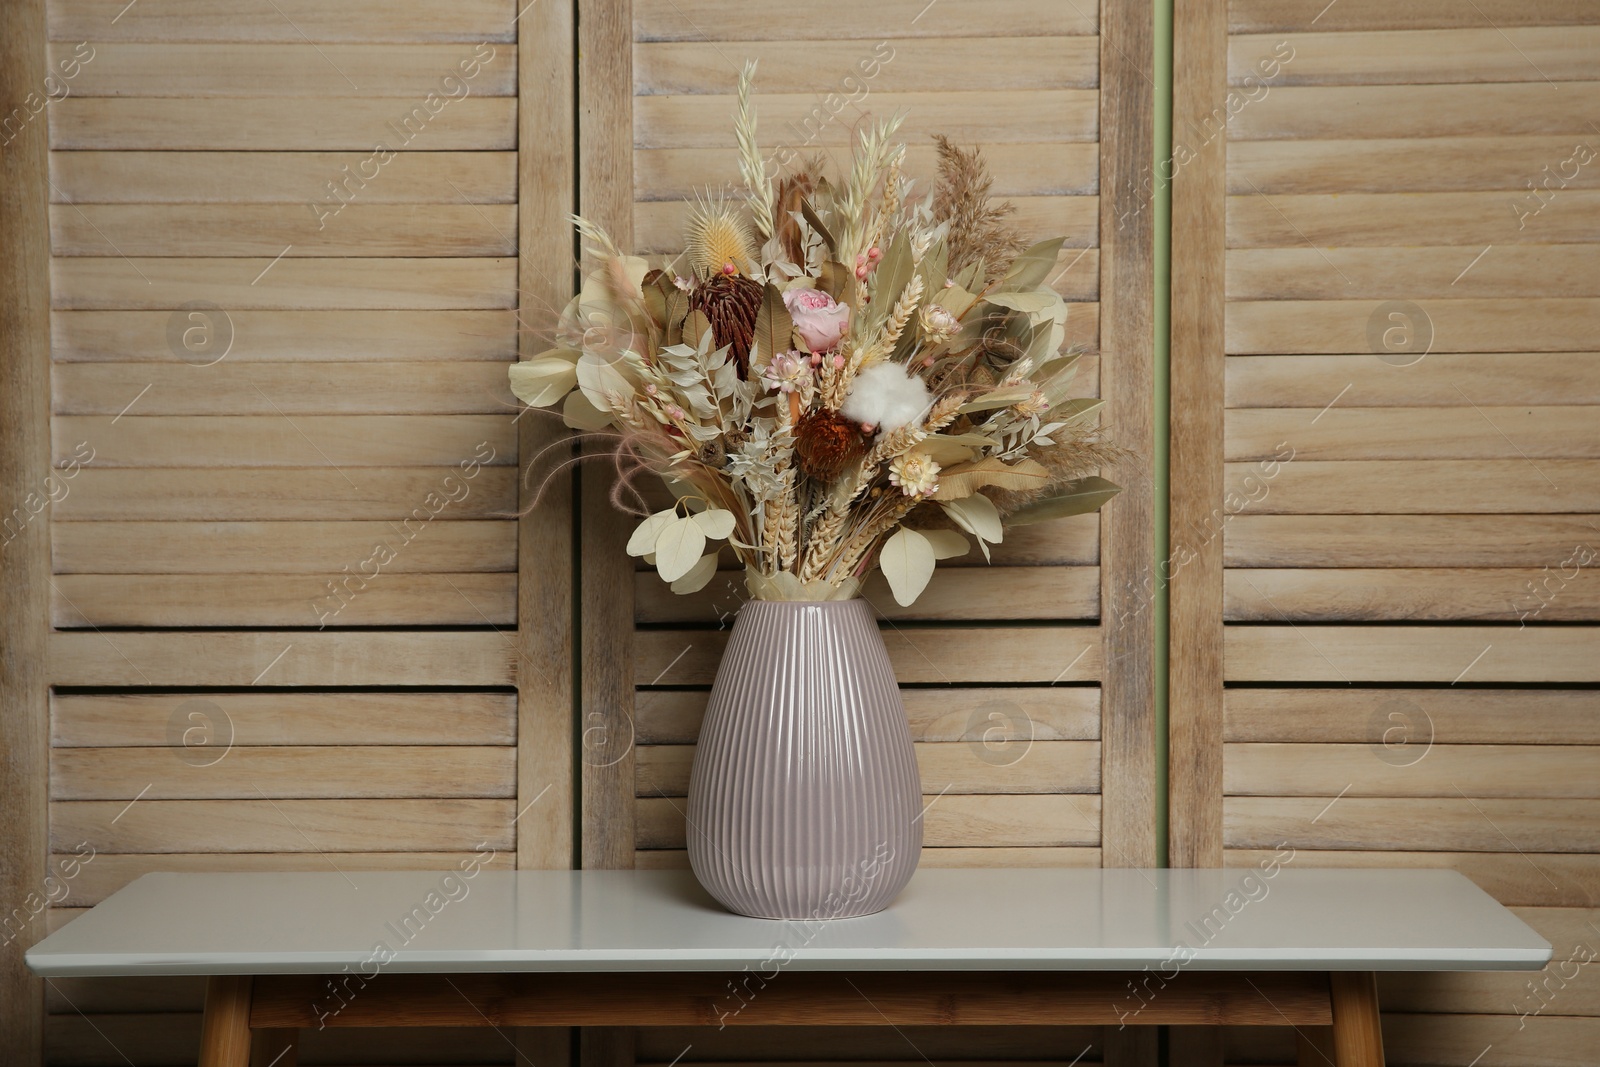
[{"x1": 685, "y1": 598, "x2": 923, "y2": 919}]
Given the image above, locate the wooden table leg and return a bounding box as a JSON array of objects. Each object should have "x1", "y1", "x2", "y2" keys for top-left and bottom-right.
[
  {"x1": 199, "y1": 976, "x2": 253, "y2": 1067},
  {"x1": 250, "y1": 1028, "x2": 298, "y2": 1066},
  {"x1": 1329, "y1": 972, "x2": 1385, "y2": 1067},
  {"x1": 1296, "y1": 1026, "x2": 1337, "y2": 1066}
]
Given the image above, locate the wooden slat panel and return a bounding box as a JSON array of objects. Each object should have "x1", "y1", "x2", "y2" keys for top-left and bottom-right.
[
  {"x1": 52, "y1": 692, "x2": 516, "y2": 747},
  {"x1": 55, "y1": 43, "x2": 517, "y2": 96},
  {"x1": 54, "y1": 850, "x2": 515, "y2": 909},
  {"x1": 635, "y1": 566, "x2": 1102, "y2": 623},
  {"x1": 632, "y1": 0, "x2": 1097, "y2": 40},
  {"x1": 51, "y1": 572, "x2": 516, "y2": 627},
  {"x1": 635, "y1": 686, "x2": 1102, "y2": 745},
  {"x1": 1225, "y1": 515, "x2": 1600, "y2": 567},
  {"x1": 51, "y1": 97, "x2": 518, "y2": 150},
  {"x1": 635, "y1": 1027, "x2": 1105, "y2": 1062},
  {"x1": 1512, "y1": 907, "x2": 1600, "y2": 955},
  {"x1": 1225, "y1": 848, "x2": 1600, "y2": 908},
  {"x1": 1225, "y1": 744, "x2": 1600, "y2": 798},
  {"x1": 51, "y1": 746, "x2": 515, "y2": 800},
  {"x1": 1232, "y1": 83, "x2": 1600, "y2": 140},
  {"x1": 57, "y1": 468, "x2": 517, "y2": 520},
  {"x1": 50, "y1": 150, "x2": 518, "y2": 203},
  {"x1": 1226, "y1": 354, "x2": 1600, "y2": 408},
  {"x1": 53, "y1": 414, "x2": 514, "y2": 467},
  {"x1": 52, "y1": 309, "x2": 516, "y2": 361},
  {"x1": 1225, "y1": 568, "x2": 1600, "y2": 622},
  {"x1": 1230, "y1": 28, "x2": 1600, "y2": 84},
  {"x1": 53, "y1": 520, "x2": 515, "y2": 574},
  {"x1": 1225, "y1": 626, "x2": 1600, "y2": 683},
  {"x1": 49, "y1": 0, "x2": 519, "y2": 41},
  {"x1": 1231, "y1": 135, "x2": 1600, "y2": 194},
  {"x1": 52, "y1": 798, "x2": 515, "y2": 853},
  {"x1": 50, "y1": 257, "x2": 517, "y2": 310},
  {"x1": 1229, "y1": 0, "x2": 1597, "y2": 33},
  {"x1": 634, "y1": 91, "x2": 1099, "y2": 148},
  {"x1": 1224, "y1": 689, "x2": 1600, "y2": 745},
  {"x1": 636, "y1": 793, "x2": 1101, "y2": 849},
  {"x1": 634, "y1": 627, "x2": 1104, "y2": 686},
  {"x1": 1381, "y1": 967, "x2": 1600, "y2": 1015},
  {"x1": 52, "y1": 204, "x2": 518, "y2": 257},
  {"x1": 635, "y1": 38, "x2": 1098, "y2": 93},
  {"x1": 1228, "y1": 247, "x2": 1600, "y2": 298},
  {"x1": 1228, "y1": 407, "x2": 1600, "y2": 460},
  {"x1": 47, "y1": 631, "x2": 516, "y2": 686},
  {"x1": 1227, "y1": 197, "x2": 1600, "y2": 249},
  {"x1": 1227, "y1": 298, "x2": 1600, "y2": 354},
  {"x1": 636, "y1": 741, "x2": 1102, "y2": 797},
  {"x1": 1223, "y1": 460, "x2": 1600, "y2": 513},
  {"x1": 1225, "y1": 797, "x2": 1600, "y2": 852},
  {"x1": 635, "y1": 143, "x2": 1100, "y2": 200}
]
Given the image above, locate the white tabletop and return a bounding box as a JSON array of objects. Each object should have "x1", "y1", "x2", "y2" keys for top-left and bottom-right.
[{"x1": 26, "y1": 868, "x2": 1550, "y2": 977}]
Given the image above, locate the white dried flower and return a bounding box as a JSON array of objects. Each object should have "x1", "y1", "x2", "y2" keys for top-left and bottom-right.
[
  {"x1": 919, "y1": 303, "x2": 959, "y2": 343},
  {"x1": 762, "y1": 351, "x2": 811, "y2": 394},
  {"x1": 888, "y1": 452, "x2": 940, "y2": 498},
  {"x1": 1014, "y1": 390, "x2": 1051, "y2": 418},
  {"x1": 840, "y1": 362, "x2": 931, "y2": 434}
]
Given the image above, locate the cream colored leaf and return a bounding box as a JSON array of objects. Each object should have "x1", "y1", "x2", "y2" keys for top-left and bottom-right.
[
  {"x1": 878, "y1": 527, "x2": 936, "y2": 607},
  {"x1": 922, "y1": 529, "x2": 970, "y2": 560},
  {"x1": 654, "y1": 516, "x2": 706, "y2": 583},
  {"x1": 508, "y1": 351, "x2": 580, "y2": 408},
  {"x1": 562, "y1": 390, "x2": 612, "y2": 431},
  {"x1": 940, "y1": 495, "x2": 1003, "y2": 561},
  {"x1": 627, "y1": 509, "x2": 680, "y2": 557},
  {"x1": 670, "y1": 552, "x2": 721, "y2": 594},
  {"x1": 930, "y1": 458, "x2": 1050, "y2": 501},
  {"x1": 690, "y1": 508, "x2": 736, "y2": 540}
]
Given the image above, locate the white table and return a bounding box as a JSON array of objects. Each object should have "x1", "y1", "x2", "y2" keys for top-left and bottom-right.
[{"x1": 27, "y1": 867, "x2": 1550, "y2": 1067}]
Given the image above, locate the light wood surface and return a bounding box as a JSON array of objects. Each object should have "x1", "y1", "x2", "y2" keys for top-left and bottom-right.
[
  {"x1": 1330, "y1": 972, "x2": 1386, "y2": 1067},
  {"x1": 197, "y1": 976, "x2": 251, "y2": 1067}
]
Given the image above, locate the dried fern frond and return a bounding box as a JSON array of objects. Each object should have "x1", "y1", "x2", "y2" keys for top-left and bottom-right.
[
  {"x1": 930, "y1": 136, "x2": 1025, "y2": 277},
  {"x1": 735, "y1": 61, "x2": 777, "y2": 241}
]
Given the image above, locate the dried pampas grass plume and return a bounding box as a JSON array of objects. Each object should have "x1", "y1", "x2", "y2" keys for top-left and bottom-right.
[
  {"x1": 685, "y1": 196, "x2": 757, "y2": 278},
  {"x1": 931, "y1": 135, "x2": 1025, "y2": 278}
]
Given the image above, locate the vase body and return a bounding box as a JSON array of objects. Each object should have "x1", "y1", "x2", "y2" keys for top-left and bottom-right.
[{"x1": 686, "y1": 598, "x2": 923, "y2": 919}]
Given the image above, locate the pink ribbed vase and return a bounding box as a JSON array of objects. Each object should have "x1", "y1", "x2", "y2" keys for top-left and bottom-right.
[{"x1": 686, "y1": 599, "x2": 923, "y2": 919}]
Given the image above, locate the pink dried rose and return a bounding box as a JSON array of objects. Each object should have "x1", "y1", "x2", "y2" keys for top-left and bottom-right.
[{"x1": 782, "y1": 287, "x2": 850, "y2": 352}]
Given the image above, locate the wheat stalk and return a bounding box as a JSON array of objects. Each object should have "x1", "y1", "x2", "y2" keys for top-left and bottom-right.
[
  {"x1": 735, "y1": 61, "x2": 776, "y2": 241},
  {"x1": 862, "y1": 274, "x2": 924, "y2": 364}
]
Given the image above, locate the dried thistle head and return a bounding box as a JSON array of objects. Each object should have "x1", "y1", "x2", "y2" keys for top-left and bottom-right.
[
  {"x1": 931, "y1": 135, "x2": 1025, "y2": 278},
  {"x1": 685, "y1": 195, "x2": 757, "y2": 278}
]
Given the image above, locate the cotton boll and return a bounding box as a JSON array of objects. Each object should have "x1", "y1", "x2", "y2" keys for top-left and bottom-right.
[{"x1": 840, "y1": 363, "x2": 932, "y2": 434}]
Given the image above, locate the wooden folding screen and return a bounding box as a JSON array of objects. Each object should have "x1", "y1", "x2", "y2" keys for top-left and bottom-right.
[{"x1": 1172, "y1": 0, "x2": 1600, "y2": 1062}]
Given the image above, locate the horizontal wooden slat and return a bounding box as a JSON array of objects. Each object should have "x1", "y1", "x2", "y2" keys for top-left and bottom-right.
[
  {"x1": 57, "y1": 468, "x2": 517, "y2": 520},
  {"x1": 636, "y1": 143, "x2": 1100, "y2": 200},
  {"x1": 635, "y1": 686, "x2": 1101, "y2": 745},
  {"x1": 1380, "y1": 966, "x2": 1600, "y2": 1015},
  {"x1": 1225, "y1": 515, "x2": 1600, "y2": 567},
  {"x1": 633, "y1": 0, "x2": 1097, "y2": 40},
  {"x1": 1228, "y1": 407, "x2": 1600, "y2": 461},
  {"x1": 51, "y1": 257, "x2": 517, "y2": 310},
  {"x1": 52, "y1": 798, "x2": 514, "y2": 853},
  {"x1": 634, "y1": 1027, "x2": 1104, "y2": 1062},
  {"x1": 52, "y1": 204, "x2": 518, "y2": 257},
  {"x1": 1231, "y1": 28, "x2": 1600, "y2": 85},
  {"x1": 51, "y1": 97, "x2": 517, "y2": 150},
  {"x1": 634, "y1": 628, "x2": 1103, "y2": 686},
  {"x1": 1511, "y1": 907, "x2": 1600, "y2": 955},
  {"x1": 1226, "y1": 353, "x2": 1600, "y2": 408},
  {"x1": 1225, "y1": 797, "x2": 1600, "y2": 852},
  {"x1": 51, "y1": 746, "x2": 515, "y2": 800},
  {"x1": 50, "y1": 150, "x2": 518, "y2": 203},
  {"x1": 44, "y1": 975, "x2": 204, "y2": 1014},
  {"x1": 52, "y1": 309, "x2": 516, "y2": 361},
  {"x1": 1223, "y1": 1013, "x2": 1600, "y2": 1066},
  {"x1": 51, "y1": 572, "x2": 516, "y2": 627},
  {"x1": 1228, "y1": 196, "x2": 1600, "y2": 250},
  {"x1": 636, "y1": 566, "x2": 1101, "y2": 624},
  {"x1": 635, "y1": 91, "x2": 1098, "y2": 148},
  {"x1": 1229, "y1": 0, "x2": 1598, "y2": 33},
  {"x1": 55, "y1": 43, "x2": 516, "y2": 96},
  {"x1": 54, "y1": 414, "x2": 514, "y2": 467},
  {"x1": 52, "y1": 362, "x2": 516, "y2": 415},
  {"x1": 637, "y1": 38, "x2": 1097, "y2": 93},
  {"x1": 636, "y1": 741, "x2": 1101, "y2": 797},
  {"x1": 1226, "y1": 848, "x2": 1600, "y2": 907},
  {"x1": 1225, "y1": 744, "x2": 1600, "y2": 798},
  {"x1": 47, "y1": 631, "x2": 516, "y2": 686},
  {"x1": 1228, "y1": 247, "x2": 1600, "y2": 300},
  {"x1": 1225, "y1": 568, "x2": 1600, "y2": 622},
  {"x1": 637, "y1": 793, "x2": 1101, "y2": 849},
  {"x1": 1223, "y1": 460, "x2": 1600, "y2": 513},
  {"x1": 1227, "y1": 298, "x2": 1600, "y2": 354},
  {"x1": 1232, "y1": 83, "x2": 1600, "y2": 140},
  {"x1": 1224, "y1": 689, "x2": 1600, "y2": 746},
  {"x1": 53, "y1": 520, "x2": 516, "y2": 574},
  {"x1": 49, "y1": 0, "x2": 519, "y2": 41},
  {"x1": 1230, "y1": 136, "x2": 1600, "y2": 195},
  {"x1": 1225, "y1": 625, "x2": 1600, "y2": 683},
  {"x1": 52, "y1": 692, "x2": 516, "y2": 747}
]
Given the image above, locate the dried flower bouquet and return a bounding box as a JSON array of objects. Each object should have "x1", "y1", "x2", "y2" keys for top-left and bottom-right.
[{"x1": 510, "y1": 66, "x2": 1123, "y2": 606}]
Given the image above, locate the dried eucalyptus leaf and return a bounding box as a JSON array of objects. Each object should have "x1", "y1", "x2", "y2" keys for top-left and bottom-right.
[
  {"x1": 671, "y1": 552, "x2": 721, "y2": 594},
  {"x1": 654, "y1": 516, "x2": 707, "y2": 583},
  {"x1": 1005, "y1": 476, "x2": 1122, "y2": 526},
  {"x1": 999, "y1": 237, "x2": 1065, "y2": 291},
  {"x1": 930, "y1": 457, "x2": 1050, "y2": 501},
  {"x1": 627, "y1": 509, "x2": 680, "y2": 557},
  {"x1": 878, "y1": 526, "x2": 936, "y2": 607},
  {"x1": 508, "y1": 350, "x2": 579, "y2": 408},
  {"x1": 691, "y1": 508, "x2": 736, "y2": 540}
]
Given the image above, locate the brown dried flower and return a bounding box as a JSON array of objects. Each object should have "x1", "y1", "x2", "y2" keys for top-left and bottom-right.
[
  {"x1": 689, "y1": 273, "x2": 764, "y2": 376},
  {"x1": 794, "y1": 409, "x2": 868, "y2": 483}
]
